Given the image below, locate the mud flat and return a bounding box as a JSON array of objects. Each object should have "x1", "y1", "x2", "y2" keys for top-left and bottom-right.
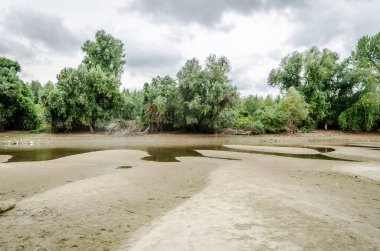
[
  {"x1": 0, "y1": 134, "x2": 379, "y2": 250},
  {"x1": 121, "y1": 150, "x2": 380, "y2": 251},
  {"x1": 223, "y1": 145, "x2": 319, "y2": 154},
  {"x1": 0, "y1": 150, "x2": 213, "y2": 250}
]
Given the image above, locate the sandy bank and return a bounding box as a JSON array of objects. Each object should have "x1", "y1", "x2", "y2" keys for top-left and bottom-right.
[
  {"x1": 1, "y1": 139, "x2": 380, "y2": 250},
  {"x1": 0, "y1": 155, "x2": 12, "y2": 163},
  {"x1": 224, "y1": 144, "x2": 319, "y2": 154},
  {"x1": 325, "y1": 145, "x2": 380, "y2": 162},
  {"x1": 121, "y1": 150, "x2": 380, "y2": 250},
  {"x1": 0, "y1": 150, "x2": 214, "y2": 251}
]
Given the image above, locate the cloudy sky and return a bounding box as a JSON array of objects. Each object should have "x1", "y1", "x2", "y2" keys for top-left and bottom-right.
[{"x1": 0, "y1": 0, "x2": 379, "y2": 96}]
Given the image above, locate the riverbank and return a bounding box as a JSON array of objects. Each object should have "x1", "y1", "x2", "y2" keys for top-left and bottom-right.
[{"x1": 0, "y1": 130, "x2": 380, "y2": 148}]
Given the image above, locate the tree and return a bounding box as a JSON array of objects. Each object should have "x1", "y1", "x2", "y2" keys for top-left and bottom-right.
[
  {"x1": 82, "y1": 30, "x2": 126, "y2": 78},
  {"x1": 0, "y1": 57, "x2": 40, "y2": 131},
  {"x1": 279, "y1": 87, "x2": 309, "y2": 133},
  {"x1": 269, "y1": 47, "x2": 339, "y2": 129},
  {"x1": 43, "y1": 30, "x2": 126, "y2": 132},
  {"x1": 338, "y1": 32, "x2": 380, "y2": 131},
  {"x1": 43, "y1": 65, "x2": 122, "y2": 132},
  {"x1": 141, "y1": 76, "x2": 177, "y2": 131},
  {"x1": 28, "y1": 80, "x2": 42, "y2": 104},
  {"x1": 176, "y1": 55, "x2": 237, "y2": 132}
]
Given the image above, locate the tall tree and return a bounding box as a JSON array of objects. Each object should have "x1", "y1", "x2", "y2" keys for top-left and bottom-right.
[
  {"x1": 339, "y1": 33, "x2": 380, "y2": 131},
  {"x1": 82, "y1": 30, "x2": 126, "y2": 78},
  {"x1": 176, "y1": 55, "x2": 237, "y2": 132},
  {"x1": 269, "y1": 47, "x2": 339, "y2": 129},
  {"x1": 43, "y1": 31, "x2": 125, "y2": 132},
  {"x1": 0, "y1": 57, "x2": 40, "y2": 131}
]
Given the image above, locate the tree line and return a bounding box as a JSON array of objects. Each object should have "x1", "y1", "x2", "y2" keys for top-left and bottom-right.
[{"x1": 0, "y1": 30, "x2": 379, "y2": 133}]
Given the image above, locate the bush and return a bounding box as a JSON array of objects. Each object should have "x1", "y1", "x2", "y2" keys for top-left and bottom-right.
[
  {"x1": 339, "y1": 92, "x2": 380, "y2": 131},
  {"x1": 254, "y1": 106, "x2": 288, "y2": 133},
  {"x1": 250, "y1": 120, "x2": 265, "y2": 134}
]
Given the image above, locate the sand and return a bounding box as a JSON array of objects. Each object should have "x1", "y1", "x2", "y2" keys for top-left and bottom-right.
[
  {"x1": 0, "y1": 155, "x2": 12, "y2": 163},
  {"x1": 0, "y1": 150, "x2": 214, "y2": 250},
  {"x1": 0, "y1": 133, "x2": 380, "y2": 250},
  {"x1": 223, "y1": 145, "x2": 319, "y2": 154},
  {"x1": 121, "y1": 150, "x2": 380, "y2": 250}
]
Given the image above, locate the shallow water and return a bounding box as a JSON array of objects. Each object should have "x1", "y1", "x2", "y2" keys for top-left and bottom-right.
[{"x1": 0, "y1": 144, "x2": 353, "y2": 163}]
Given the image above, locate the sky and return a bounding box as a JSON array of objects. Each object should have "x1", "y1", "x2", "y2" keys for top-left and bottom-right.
[{"x1": 0, "y1": 0, "x2": 379, "y2": 96}]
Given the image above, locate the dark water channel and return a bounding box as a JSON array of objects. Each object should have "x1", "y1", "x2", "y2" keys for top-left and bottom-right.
[{"x1": 0, "y1": 145, "x2": 355, "y2": 163}]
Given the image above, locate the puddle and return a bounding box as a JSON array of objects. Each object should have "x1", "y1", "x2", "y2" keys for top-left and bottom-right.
[
  {"x1": 0, "y1": 147, "x2": 99, "y2": 163},
  {"x1": 345, "y1": 145, "x2": 380, "y2": 151},
  {"x1": 0, "y1": 145, "x2": 352, "y2": 163},
  {"x1": 215, "y1": 146, "x2": 352, "y2": 162},
  {"x1": 116, "y1": 165, "x2": 132, "y2": 169},
  {"x1": 141, "y1": 147, "x2": 203, "y2": 162}
]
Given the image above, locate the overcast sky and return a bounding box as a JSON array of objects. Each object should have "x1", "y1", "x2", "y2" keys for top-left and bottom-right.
[{"x1": 1, "y1": 0, "x2": 379, "y2": 96}]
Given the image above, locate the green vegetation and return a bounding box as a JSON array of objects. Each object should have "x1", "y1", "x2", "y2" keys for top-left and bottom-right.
[{"x1": 0, "y1": 31, "x2": 379, "y2": 133}]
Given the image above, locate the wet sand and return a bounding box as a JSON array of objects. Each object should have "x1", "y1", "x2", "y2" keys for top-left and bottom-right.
[
  {"x1": 0, "y1": 155, "x2": 11, "y2": 163},
  {"x1": 0, "y1": 133, "x2": 379, "y2": 250},
  {"x1": 224, "y1": 145, "x2": 319, "y2": 154}
]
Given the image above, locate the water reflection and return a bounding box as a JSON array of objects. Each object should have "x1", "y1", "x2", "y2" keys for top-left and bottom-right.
[
  {"x1": 0, "y1": 147, "x2": 99, "y2": 162},
  {"x1": 141, "y1": 147, "x2": 203, "y2": 162}
]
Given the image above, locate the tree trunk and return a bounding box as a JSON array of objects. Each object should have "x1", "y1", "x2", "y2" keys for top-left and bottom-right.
[
  {"x1": 324, "y1": 122, "x2": 328, "y2": 130},
  {"x1": 89, "y1": 125, "x2": 94, "y2": 134}
]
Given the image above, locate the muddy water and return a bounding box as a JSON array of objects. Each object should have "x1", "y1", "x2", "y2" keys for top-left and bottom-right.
[{"x1": 0, "y1": 145, "x2": 352, "y2": 163}]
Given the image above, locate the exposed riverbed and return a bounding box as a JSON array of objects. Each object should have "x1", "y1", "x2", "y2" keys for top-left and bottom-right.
[{"x1": 0, "y1": 132, "x2": 379, "y2": 250}]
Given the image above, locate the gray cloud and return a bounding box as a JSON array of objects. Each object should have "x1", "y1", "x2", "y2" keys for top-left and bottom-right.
[
  {"x1": 287, "y1": 0, "x2": 380, "y2": 52},
  {"x1": 123, "y1": 0, "x2": 380, "y2": 54},
  {"x1": 0, "y1": 36, "x2": 35, "y2": 61},
  {"x1": 122, "y1": 0, "x2": 308, "y2": 27},
  {"x1": 0, "y1": 8, "x2": 81, "y2": 61},
  {"x1": 3, "y1": 9, "x2": 81, "y2": 52},
  {"x1": 126, "y1": 41, "x2": 184, "y2": 76}
]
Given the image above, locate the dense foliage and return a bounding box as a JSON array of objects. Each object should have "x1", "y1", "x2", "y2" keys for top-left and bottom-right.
[
  {"x1": 0, "y1": 31, "x2": 379, "y2": 133},
  {"x1": 42, "y1": 30, "x2": 124, "y2": 132},
  {"x1": 0, "y1": 57, "x2": 40, "y2": 131}
]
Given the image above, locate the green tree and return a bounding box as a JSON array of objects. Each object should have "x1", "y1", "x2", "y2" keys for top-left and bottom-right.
[
  {"x1": 28, "y1": 80, "x2": 42, "y2": 104},
  {"x1": 279, "y1": 87, "x2": 309, "y2": 133},
  {"x1": 82, "y1": 30, "x2": 126, "y2": 78},
  {"x1": 269, "y1": 47, "x2": 339, "y2": 129},
  {"x1": 141, "y1": 76, "x2": 177, "y2": 131},
  {"x1": 43, "y1": 65, "x2": 122, "y2": 132},
  {"x1": 338, "y1": 33, "x2": 380, "y2": 131},
  {"x1": 0, "y1": 57, "x2": 40, "y2": 131},
  {"x1": 43, "y1": 31, "x2": 125, "y2": 132},
  {"x1": 176, "y1": 55, "x2": 237, "y2": 132}
]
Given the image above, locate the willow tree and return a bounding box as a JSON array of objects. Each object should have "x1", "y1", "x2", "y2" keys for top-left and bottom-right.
[
  {"x1": 43, "y1": 31, "x2": 125, "y2": 132},
  {"x1": 339, "y1": 33, "x2": 380, "y2": 131},
  {"x1": 176, "y1": 55, "x2": 237, "y2": 132},
  {"x1": 268, "y1": 47, "x2": 339, "y2": 129}
]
